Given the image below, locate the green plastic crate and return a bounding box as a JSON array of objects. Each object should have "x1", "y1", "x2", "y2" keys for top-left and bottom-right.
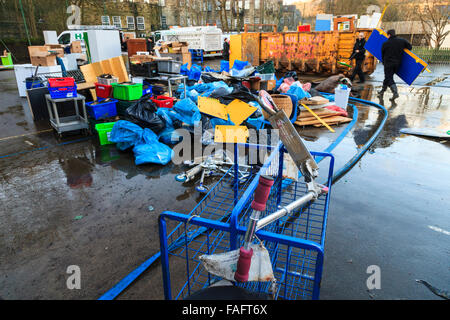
[
  {"x1": 112, "y1": 83, "x2": 143, "y2": 101},
  {"x1": 1, "y1": 53, "x2": 13, "y2": 68},
  {"x1": 95, "y1": 122, "x2": 116, "y2": 145}
]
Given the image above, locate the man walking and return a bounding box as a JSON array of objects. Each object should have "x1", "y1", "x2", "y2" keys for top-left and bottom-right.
[
  {"x1": 378, "y1": 29, "x2": 412, "y2": 99},
  {"x1": 349, "y1": 32, "x2": 367, "y2": 84},
  {"x1": 222, "y1": 38, "x2": 230, "y2": 61}
]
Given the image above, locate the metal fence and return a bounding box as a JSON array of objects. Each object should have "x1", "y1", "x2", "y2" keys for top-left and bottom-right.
[{"x1": 413, "y1": 46, "x2": 450, "y2": 64}]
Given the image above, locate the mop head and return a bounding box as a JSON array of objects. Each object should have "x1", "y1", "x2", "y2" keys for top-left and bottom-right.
[{"x1": 199, "y1": 243, "x2": 274, "y2": 282}]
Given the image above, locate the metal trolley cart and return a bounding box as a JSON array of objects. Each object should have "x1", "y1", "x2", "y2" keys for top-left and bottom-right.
[
  {"x1": 158, "y1": 142, "x2": 335, "y2": 300},
  {"x1": 45, "y1": 94, "x2": 89, "y2": 137}
]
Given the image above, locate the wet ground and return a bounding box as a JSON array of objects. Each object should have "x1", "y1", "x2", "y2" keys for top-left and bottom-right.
[{"x1": 0, "y1": 61, "x2": 449, "y2": 300}]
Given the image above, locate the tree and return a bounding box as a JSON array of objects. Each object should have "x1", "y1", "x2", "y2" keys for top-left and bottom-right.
[{"x1": 415, "y1": 0, "x2": 450, "y2": 49}]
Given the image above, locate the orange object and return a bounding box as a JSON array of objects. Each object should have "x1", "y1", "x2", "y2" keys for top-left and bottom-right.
[
  {"x1": 127, "y1": 39, "x2": 147, "y2": 58},
  {"x1": 236, "y1": 29, "x2": 376, "y2": 76}
]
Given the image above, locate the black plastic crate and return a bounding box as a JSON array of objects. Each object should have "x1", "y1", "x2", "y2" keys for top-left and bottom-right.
[{"x1": 130, "y1": 62, "x2": 158, "y2": 77}]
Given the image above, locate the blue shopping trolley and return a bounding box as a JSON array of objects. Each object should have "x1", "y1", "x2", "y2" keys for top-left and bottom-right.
[{"x1": 158, "y1": 142, "x2": 335, "y2": 300}]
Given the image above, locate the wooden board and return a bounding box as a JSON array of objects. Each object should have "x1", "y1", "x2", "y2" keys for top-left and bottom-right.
[
  {"x1": 295, "y1": 115, "x2": 352, "y2": 127},
  {"x1": 297, "y1": 108, "x2": 340, "y2": 120},
  {"x1": 80, "y1": 56, "x2": 129, "y2": 85}
]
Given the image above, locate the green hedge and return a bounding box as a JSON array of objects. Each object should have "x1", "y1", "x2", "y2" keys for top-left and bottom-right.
[{"x1": 413, "y1": 46, "x2": 450, "y2": 64}]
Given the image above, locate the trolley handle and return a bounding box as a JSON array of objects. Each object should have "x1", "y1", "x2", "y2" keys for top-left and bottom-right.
[{"x1": 234, "y1": 175, "x2": 274, "y2": 283}]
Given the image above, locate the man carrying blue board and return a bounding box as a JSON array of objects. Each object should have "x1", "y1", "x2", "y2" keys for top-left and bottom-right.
[{"x1": 378, "y1": 29, "x2": 412, "y2": 100}]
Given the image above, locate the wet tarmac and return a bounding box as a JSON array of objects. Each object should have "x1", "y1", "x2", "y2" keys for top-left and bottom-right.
[{"x1": 0, "y1": 62, "x2": 448, "y2": 300}]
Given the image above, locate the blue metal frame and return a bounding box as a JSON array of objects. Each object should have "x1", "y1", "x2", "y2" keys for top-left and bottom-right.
[{"x1": 158, "y1": 143, "x2": 335, "y2": 300}]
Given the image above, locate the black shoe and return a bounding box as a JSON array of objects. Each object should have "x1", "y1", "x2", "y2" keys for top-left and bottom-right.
[{"x1": 389, "y1": 84, "x2": 399, "y2": 99}]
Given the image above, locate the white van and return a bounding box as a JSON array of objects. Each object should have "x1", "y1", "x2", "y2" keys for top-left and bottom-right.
[{"x1": 57, "y1": 30, "x2": 87, "y2": 52}]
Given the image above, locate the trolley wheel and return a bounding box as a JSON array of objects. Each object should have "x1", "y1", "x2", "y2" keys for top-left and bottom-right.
[
  {"x1": 196, "y1": 185, "x2": 209, "y2": 193},
  {"x1": 175, "y1": 174, "x2": 187, "y2": 182}
]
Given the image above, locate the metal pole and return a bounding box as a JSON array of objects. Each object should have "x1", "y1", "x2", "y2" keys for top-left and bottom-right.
[{"x1": 18, "y1": 0, "x2": 32, "y2": 46}]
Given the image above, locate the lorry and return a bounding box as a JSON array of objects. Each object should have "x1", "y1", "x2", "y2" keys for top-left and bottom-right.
[{"x1": 154, "y1": 26, "x2": 223, "y2": 57}]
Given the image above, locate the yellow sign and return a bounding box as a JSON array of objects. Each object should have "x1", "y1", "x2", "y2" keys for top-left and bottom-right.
[{"x1": 214, "y1": 125, "x2": 249, "y2": 143}]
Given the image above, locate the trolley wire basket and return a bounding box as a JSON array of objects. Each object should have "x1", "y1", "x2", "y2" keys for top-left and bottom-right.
[{"x1": 158, "y1": 142, "x2": 334, "y2": 300}]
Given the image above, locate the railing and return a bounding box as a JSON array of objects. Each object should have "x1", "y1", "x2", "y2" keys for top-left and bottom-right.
[{"x1": 412, "y1": 46, "x2": 450, "y2": 64}]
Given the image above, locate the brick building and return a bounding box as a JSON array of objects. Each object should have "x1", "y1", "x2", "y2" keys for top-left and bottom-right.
[{"x1": 160, "y1": 0, "x2": 283, "y2": 32}]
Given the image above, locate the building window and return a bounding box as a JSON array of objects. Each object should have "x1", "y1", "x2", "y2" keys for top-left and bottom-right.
[
  {"x1": 127, "y1": 16, "x2": 135, "y2": 30},
  {"x1": 245, "y1": 0, "x2": 250, "y2": 10},
  {"x1": 255, "y1": 0, "x2": 260, "y2": 10},
  {"x1": 226, "y1": 1, "x2": 230, "y2": 10},
  {"x1": 101, "y1": 16, "x2": 110, "y2": 26},
  {"x1": 137, "y1": 16, "x2": 145, "y2": 30},
  {"x1": 159, "y1": 0, "x2": 165, "y2": 6},
  {"x1": 112, "y1": 16, "x2": 122, "y2": 28}
]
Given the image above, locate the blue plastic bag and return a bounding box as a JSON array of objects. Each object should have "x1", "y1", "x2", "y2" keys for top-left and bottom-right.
[
  {"x1": 188, "y1": 64, "x2": 202, "y2": 81},
  {"x1": 276, "y1": 76, "x2": 284, "y2": 90},
  {"x1": 109, "y1": 120, "x2": 144, "y2": 151},
  {"x1": 245, "y1": 102, "x2": 265, "y2": 130},
  {"x1": 156, "y1": 108, "x2": 183, "y2": 145},
  {"x1": 133, "y1": 128, "x2": 173, "y2": 165},
  {"x1": 180, "y1": 63, "x2": 189, "y2": 76},
  {"x1": 287, "y1": 84, "x2": 311, "y2": 100},
  {"x1": 232, "y1": 60, "x2": 250, "y2": 71},
  {"x1": 172, "y1": 98, "x2": 201, "y2": 126},
  {"x1": 109, "y1": 120, "x2": 173, "y2": 165},
  {"x1": 220, "y1": 60, "x2": 230, "y2": 72}
]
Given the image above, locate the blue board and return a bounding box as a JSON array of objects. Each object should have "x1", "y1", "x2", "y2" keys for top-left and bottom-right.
[
  {"x1": 365, "y1": 28, "x2": 428, "y2": 86},
  {"x1": 315, "y1": 19, "x2": 331, "y2": 31}
]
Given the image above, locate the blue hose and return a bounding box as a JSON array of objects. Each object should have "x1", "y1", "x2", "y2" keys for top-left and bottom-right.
[{"x1": 331, "y1": 96, "x2": 388, "y2": 183}]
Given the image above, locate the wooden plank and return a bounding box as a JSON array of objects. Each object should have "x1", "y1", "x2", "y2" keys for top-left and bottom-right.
[
  {"x1": 80, "y1": 64, "x2": 97, "y2": 84},
  {"x1": 297, "y1": 108, "x2": 339, "y2": 120},
  {"x1": 295, "y1": 115, "x2": 352, "y2": 126},
  {"x1": 91, "y1": 62, "x2": 103, "y2": 78},
  {"x1": 100, "y1": 59, "x2": 114, "y2": 77},
  {"x1": 109, "y1": 56, "x2": 129, "y2": 82}
]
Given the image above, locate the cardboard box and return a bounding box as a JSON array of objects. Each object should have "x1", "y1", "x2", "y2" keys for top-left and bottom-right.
[
  {"x1": 251, "y1": 80, "x2": 276, "y2": 91},
  {"x1": 70, "y1": 41, "x2": 82, "y2": 53},
  {"x1": 130, "y1": 54, "x2": 154, "y2": 64},
  {"x1": 49, "y1": 48, "x2": 64, "y2": 58},
  {"x1": 28, "y1": 46, "x2": 48, "y2": 57},
  {"x1": 30, "y1": 53, "x2": 56, "y2": 66}
]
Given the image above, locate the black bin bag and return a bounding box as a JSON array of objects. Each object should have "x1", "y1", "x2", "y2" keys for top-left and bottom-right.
[{"x1": 125, "y1": 94, "x2": 165, "y2": 134}]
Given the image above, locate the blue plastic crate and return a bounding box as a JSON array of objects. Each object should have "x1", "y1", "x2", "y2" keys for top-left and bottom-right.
[
  {"x1": 86, "y1": 98, "x2": 118, "y2": 120},
  {"x1": 143, "y1": 85, "x2": 152, "y2": 96},
  {"x1": 48, "y1": 84, "x2": 78, "y2": 99}
]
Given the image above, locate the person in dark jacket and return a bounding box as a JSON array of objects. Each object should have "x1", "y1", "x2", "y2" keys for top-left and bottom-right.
[
  {"x1": 146, "y1": 37, "x2": 155, "y2": 54},
  {"x1": 349, "y1": 32, "x2": 366, "y2": 83},
  {"x1": 222, "y1": 38, "x2": 230, "y2": 61},
  {"x1": 378, "y1": 29, "x2": 412, "y2": 99}
]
